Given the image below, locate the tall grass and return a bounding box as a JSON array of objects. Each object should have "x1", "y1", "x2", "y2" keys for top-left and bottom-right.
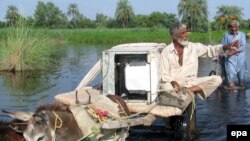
[
  {"x1": 0, "y1": 27, "x2": 248, "y2": 51},
  {"x1": 0, "y1": 21, "x2": 56, "y2": 72},
  {"x1": 64, "y1": 28, "x2": 247, "y2": 45},
  {"x1": 65, "y1": 28, "x2": 171, "y2": 45},
  {"x1": 188, "y1": 31, "x2": 226, "y2": 44}
]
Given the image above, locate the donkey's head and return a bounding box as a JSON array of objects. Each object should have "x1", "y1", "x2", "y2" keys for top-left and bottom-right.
[
  {"x1": 3, "y1": 103, "x2": 82, "y2": 141},
  {"x1": 23, "y1": 103, "x2": 82, "y2": 141},
  {"x1": 23, "y1": 110, "x2": 53, "y2": 141}
]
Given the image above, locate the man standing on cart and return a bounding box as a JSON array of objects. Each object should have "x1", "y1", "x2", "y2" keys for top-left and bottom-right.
[{"x1": 221, "y1": 20, "x2": 247, "y2": 89}]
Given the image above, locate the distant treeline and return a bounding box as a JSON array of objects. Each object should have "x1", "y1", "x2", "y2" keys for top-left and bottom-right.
[{"x1": 0, "y1": 0, "x2": 250, "y2": 31}]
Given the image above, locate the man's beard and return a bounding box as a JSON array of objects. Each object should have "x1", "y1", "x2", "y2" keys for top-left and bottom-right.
[{"x1": 177, "y1": 39, "x2": 189, "y2": 47}]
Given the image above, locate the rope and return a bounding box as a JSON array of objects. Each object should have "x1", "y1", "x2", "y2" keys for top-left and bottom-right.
[
  {"x1": 51, "y1": 111, "x2": 63, "y2": 141},
  {"x1": 86, "y1": 105, "x2": 108, "y2": 124},
  {"x1": 186, "y1": 89, "x2": 196, "y2": 121},
  {"x1": 53, "y1": 111, "x2": 63, "y2": 129}
]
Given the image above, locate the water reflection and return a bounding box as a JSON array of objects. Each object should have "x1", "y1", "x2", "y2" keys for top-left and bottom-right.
[
  {"x1": 0, "y1": 71, "x2": 50, "y2": 95},
  {"x1": 195, "y1": 87, "x2": 250, "y2": 141},
  {"x1": 0, "y1": 44, "x2": 106, "y2": 116}
]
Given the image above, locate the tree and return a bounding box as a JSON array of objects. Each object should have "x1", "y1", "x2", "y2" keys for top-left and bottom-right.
[
  {"x1": 240, "y1": 19, "x2": 250, "y2": 29},
  {"x1": 178, "y1": 0, "x2": 208, "y2": 32},
  {"x1": 5, "y1": 5, "x2": 21, "y2": 26},
  {"x1": 46, "y1": 2, "x2": 67, "y2": 28},
  {"x1": 115, "y1": 0, "x2": 134, "y2": 28},
  {"x1": 96, "y1": 13, "x2": 108, "y2": 28},
  {"x1": 0, "y1": 21, "x2": 5, "y2": 28},
  {"x1": 67, "y1": 3, "x2": 81, "y2": 28},
  {"x1": 148, "y1": 12, "x2": 179, "y2": 28},
  {"x1": 34, "y1": 1, "x2": 47, "y2": 27},
  {"x1": 34, "y1": 1, "x2": 67, "y2": 28},
  {"x1": 26, "y1": 16, "x2": 35, "y2": 26},
  {"x1": 163, "y1": 13, "x2": 180, "y2": 28},
  {"x1": 79, "y1": 17, "x2": 96, "y2": 28},
  {"x1": 148, "y1": 12, "x2": 166, "y2": 27},
  {"x1": 134, "y1": 14, "x2": 150, "y2": 27},
  {"x1": 213, "y1": 5, "x2": 243, "y2": 31}
]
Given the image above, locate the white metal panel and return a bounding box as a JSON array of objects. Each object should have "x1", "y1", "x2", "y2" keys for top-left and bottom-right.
[{"x1": 125, "y1": 64, "x2": 150, "y2": 91}]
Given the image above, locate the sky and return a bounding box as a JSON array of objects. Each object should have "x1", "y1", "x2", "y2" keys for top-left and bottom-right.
[{"x1": 0, "y1": 0, "x2": 250, "y2": 21}]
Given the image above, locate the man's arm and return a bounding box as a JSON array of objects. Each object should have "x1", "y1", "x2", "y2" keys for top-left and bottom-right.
[
  {"x1": 238, "y1": 32, "x2": 246, "y2": 52},
  {"x1": 222, "y1": 40, "x2": 240, "y2": 51}
]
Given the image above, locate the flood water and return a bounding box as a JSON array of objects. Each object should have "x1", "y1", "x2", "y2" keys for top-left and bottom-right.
[{"x1": 0, "y1": 42, "x2": 250, "y2": 141}]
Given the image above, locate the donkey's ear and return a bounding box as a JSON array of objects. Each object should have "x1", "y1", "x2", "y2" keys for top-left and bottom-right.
[
  {"x1": 9, "y1": 122, "x2": 28, "y2": 133},
  {"x1": 2, "y1": 110, "x2": 33, "y2": 121}
]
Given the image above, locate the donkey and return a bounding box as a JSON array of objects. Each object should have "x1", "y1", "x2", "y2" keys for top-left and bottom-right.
[
  {"x1": 5, "y1": 95, "x2": 131, "y2": 141},
  {"x1": 23, "y1": 103, "x2": 83, "y2": 141},
  {"x1": 0, "y1": 119, "x2": 26, "y2": 141}
]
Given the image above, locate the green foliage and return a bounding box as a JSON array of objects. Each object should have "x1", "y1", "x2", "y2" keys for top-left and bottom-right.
[
  {"x1": 1, "y1": 27, "x2": 249, "y2": 46},
  {"x1": 188, "y1": 31, "x2": 222, "y2": 44},
  {"x1": 34, "y1": 1, "x2": 67, "y2": 28},
  {"x1": 240, "y1": 19, "x2": 250, "y2": 29},
  {"x1": 0, "y1": 20, "x2": 57, "y2": 72},
  {"x1": 51, "y1": 28, "x2": 249, "y2": 45},
  {"x1": 95, "y1": 13, "x2": 108, "y2": 28},
  {"x1": 213, "y1": 5, "x2": 244, "y2": 31},
  {"x1": 65, "y1": 28, "x2": 170, "y2": 45},
  {"x1": 149, "y1": 12, "x2": 179, "y2": 28},
  {"x1": 67, "y1": 3, "x2": 82, "y2": 28},
  {"x1": 148, "y1": 12, "x2": 166, "y2": 27},
  {"x1": 178, "y1": 0, "x2": 209, "y2": 32},
  {"x1": 115, "y1": 0, "x2": 135, "y2": 28},
  {"x1": 0, "y1": 21, "x2": 5, "y2": 28},
  {"x1": 1, "y1": 1, "x2": 250, "y2": 30},
  {"x1": 5, "y1": 5, "x2": 22, "y2": 26}
]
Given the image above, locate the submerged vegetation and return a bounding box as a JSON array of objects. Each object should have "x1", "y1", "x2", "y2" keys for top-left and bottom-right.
[{"x1": 0, "y1": 21, "x2": 57, "y2": 72}]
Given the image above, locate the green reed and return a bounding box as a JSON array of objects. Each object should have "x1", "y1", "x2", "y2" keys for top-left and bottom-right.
[{"x1": 0, "y1": 21, "x2": 57, "y2": 72}]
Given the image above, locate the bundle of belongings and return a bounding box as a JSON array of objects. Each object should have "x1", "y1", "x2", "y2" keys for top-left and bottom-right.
[{"x1": 55, "y1": 87, "x2": 128, "y2": 140}]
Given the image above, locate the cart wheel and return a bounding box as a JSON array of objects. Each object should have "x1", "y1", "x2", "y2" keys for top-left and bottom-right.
[
  {"x1": 170, "y1": 103, "x2": 197, "y2": 141},
  {"x1": 209, "y1": 70, "x2": 216, "y2": 76}
]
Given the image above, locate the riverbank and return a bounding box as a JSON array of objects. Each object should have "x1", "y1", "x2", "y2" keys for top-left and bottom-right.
[
  {"x1": 1, "y1": 28, "x2": 249, "y2": 45},
  {"x1": 48, "y1": 28, "x2": 230, "y2": 45}
]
